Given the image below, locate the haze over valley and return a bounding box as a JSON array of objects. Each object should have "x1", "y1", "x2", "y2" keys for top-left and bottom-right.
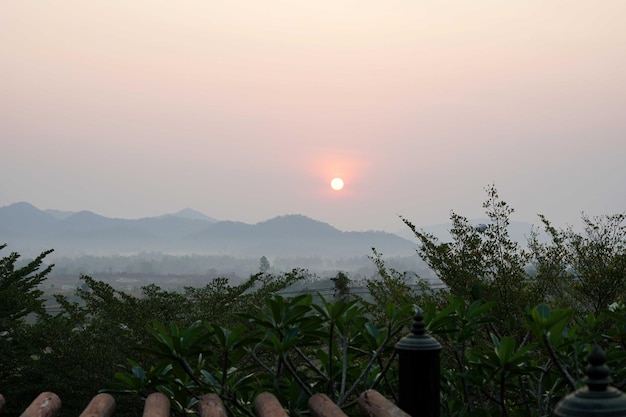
[{"x1": 2, "y1": 201, "x2": 446, "y2": 289}]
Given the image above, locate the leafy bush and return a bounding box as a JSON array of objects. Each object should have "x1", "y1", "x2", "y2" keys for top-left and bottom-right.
[{"x1": 109, "y1": 293, "x2": 411, "y2": 416}]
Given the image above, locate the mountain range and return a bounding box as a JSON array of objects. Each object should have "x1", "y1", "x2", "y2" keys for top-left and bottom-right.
[{"x1": 0, "y1": 202, "x2": 419, "y2": 259}]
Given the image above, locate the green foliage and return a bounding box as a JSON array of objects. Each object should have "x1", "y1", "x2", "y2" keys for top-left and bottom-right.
[
  {"x1": 364, "y1": 248, "x2": 434, "y2": 321},
  {"x1": 331, "y1": 271, "x2": 351, "y2": 302},
  {"x1": 418, "y1": 296, "x2": 625, "y2": 417},
  {"x1": 403, "y1": 185, "x2": 532, "y2": 336},
  {"x1": 111, "y1": 293, "x2": 411, "y2": 417},
  {"x1": 0, "y1": 245, "x2": 55, "y2": 414},
  {"x1": 423, "y1": 297, "x2": 500, "y2": 415},
  {"x1": 392, "y1": 185, "x2": 626, "y2": 416},
  {"x1": 110, "y1": 284, "x2": 626, "y2": 417},
  {"x1": 0, "y1": 259, "x2": 306, "y2": 417},
  {"x1": 0, "y1": 244, "x2": 53, "y2": 329},
  {"x1": 259, "y1": 256, "x2": 270, "y2": 273},
  {"x1": 529, "y1": 213, "x2": 626, "y2": 315},
  {"x1": 404, "y1": 185, "x2": 626, "y2": 338}
]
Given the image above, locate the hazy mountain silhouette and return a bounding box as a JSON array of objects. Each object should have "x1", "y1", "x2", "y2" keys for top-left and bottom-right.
[
  {"x1": 0, "y1": 202, "x2": 417, "y2": 258},
  {"x1": 0, "y1": 202, "x2": 58, "y2": 235},
  {"x1": 161, "y1": 208, "x2": 217, "y2": 222},
  {"x1": 45, "y1": 208, "x2": 76, "y2": 220}
]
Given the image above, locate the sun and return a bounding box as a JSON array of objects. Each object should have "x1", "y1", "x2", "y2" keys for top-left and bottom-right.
[{"x1": 330, "y1": 177, "x2": 344, "y2": 191}]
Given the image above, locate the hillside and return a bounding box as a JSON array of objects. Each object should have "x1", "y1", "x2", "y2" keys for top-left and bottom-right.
[{"x1": 0, "y1": 202, "x2": 417, "y2": 259}]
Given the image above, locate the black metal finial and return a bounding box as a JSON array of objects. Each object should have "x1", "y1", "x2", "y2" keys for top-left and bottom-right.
[
  {"x1": 554, "y1": 343, "x2": 626, "y2": 417},
  {"x1": 395, "y1": 305, "x2": 441, "y2": 352},
  {"x1": 584, "y1": 344, "x2": 612, "y2": 391},
  {"x1": 410, "y1": 306, "x2": 426, "y2": 336}
]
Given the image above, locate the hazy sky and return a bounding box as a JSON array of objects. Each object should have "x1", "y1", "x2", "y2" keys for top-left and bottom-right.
[{"x1": 2, "y1": 1, "x2": 625, "y2": 232}]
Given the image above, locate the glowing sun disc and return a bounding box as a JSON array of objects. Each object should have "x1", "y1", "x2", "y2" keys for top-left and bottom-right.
[{"x1": 330, "y1": 177, "x2": 344, "y2": 191}]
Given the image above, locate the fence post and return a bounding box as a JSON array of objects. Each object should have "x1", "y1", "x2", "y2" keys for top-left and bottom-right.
[
  {"x1": 395, "y1": 306, "x2": 441, "y2": 417},
  {"x1": 308, "y1": 393, "x2": 348, "y2": 417},
  {"x1": 553, "y1": 344, "x2": 626, "y2": 416},
  {"x1": 254, "y1": 392, "x2": 289, "y2": 417},
  {"x1": 19, "y1": 392, "x2": 62, "y2": 417},
  {"x1": 142, "y1": 392, "x2": 170, "y2": 417},
  {"x1": 358, "y1": 389, "x2": 411, "y2": 417},
  {"x1": 78, "y1": 393, "x2": 116, "y2": 417},
  {"x1": 198, "y1": 393, "x2": 228, "y2": 417}
]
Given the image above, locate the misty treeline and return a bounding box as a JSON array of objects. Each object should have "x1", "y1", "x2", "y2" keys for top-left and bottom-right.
[
  {"x1": 1, "y1": 184, "x2": 625, "y2": 417},
  {"x1": 49, "y1": 252, "x2": 428, "y2": 281}
]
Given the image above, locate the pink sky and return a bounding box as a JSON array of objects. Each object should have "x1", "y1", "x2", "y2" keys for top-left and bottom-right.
[{"x1": 2, "y1": 1, "x2": 625, "y2": 232}]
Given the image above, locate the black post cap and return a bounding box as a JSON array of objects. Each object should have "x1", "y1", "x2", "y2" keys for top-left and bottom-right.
[
  {"x1": 554, "y1": 344, "x2": 626, "y2": 417},
  {"x1": 395, "y1": 306, "x2": 441, "y2": 352}
]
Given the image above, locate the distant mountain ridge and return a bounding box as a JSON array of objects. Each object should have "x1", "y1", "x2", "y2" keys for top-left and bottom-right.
[
  {"x1": 158, "y1": 208, "x2": 216, "y2": 221},
  {"x1": 0, "y1": 202, "x2": 417, "y2": 259}
]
